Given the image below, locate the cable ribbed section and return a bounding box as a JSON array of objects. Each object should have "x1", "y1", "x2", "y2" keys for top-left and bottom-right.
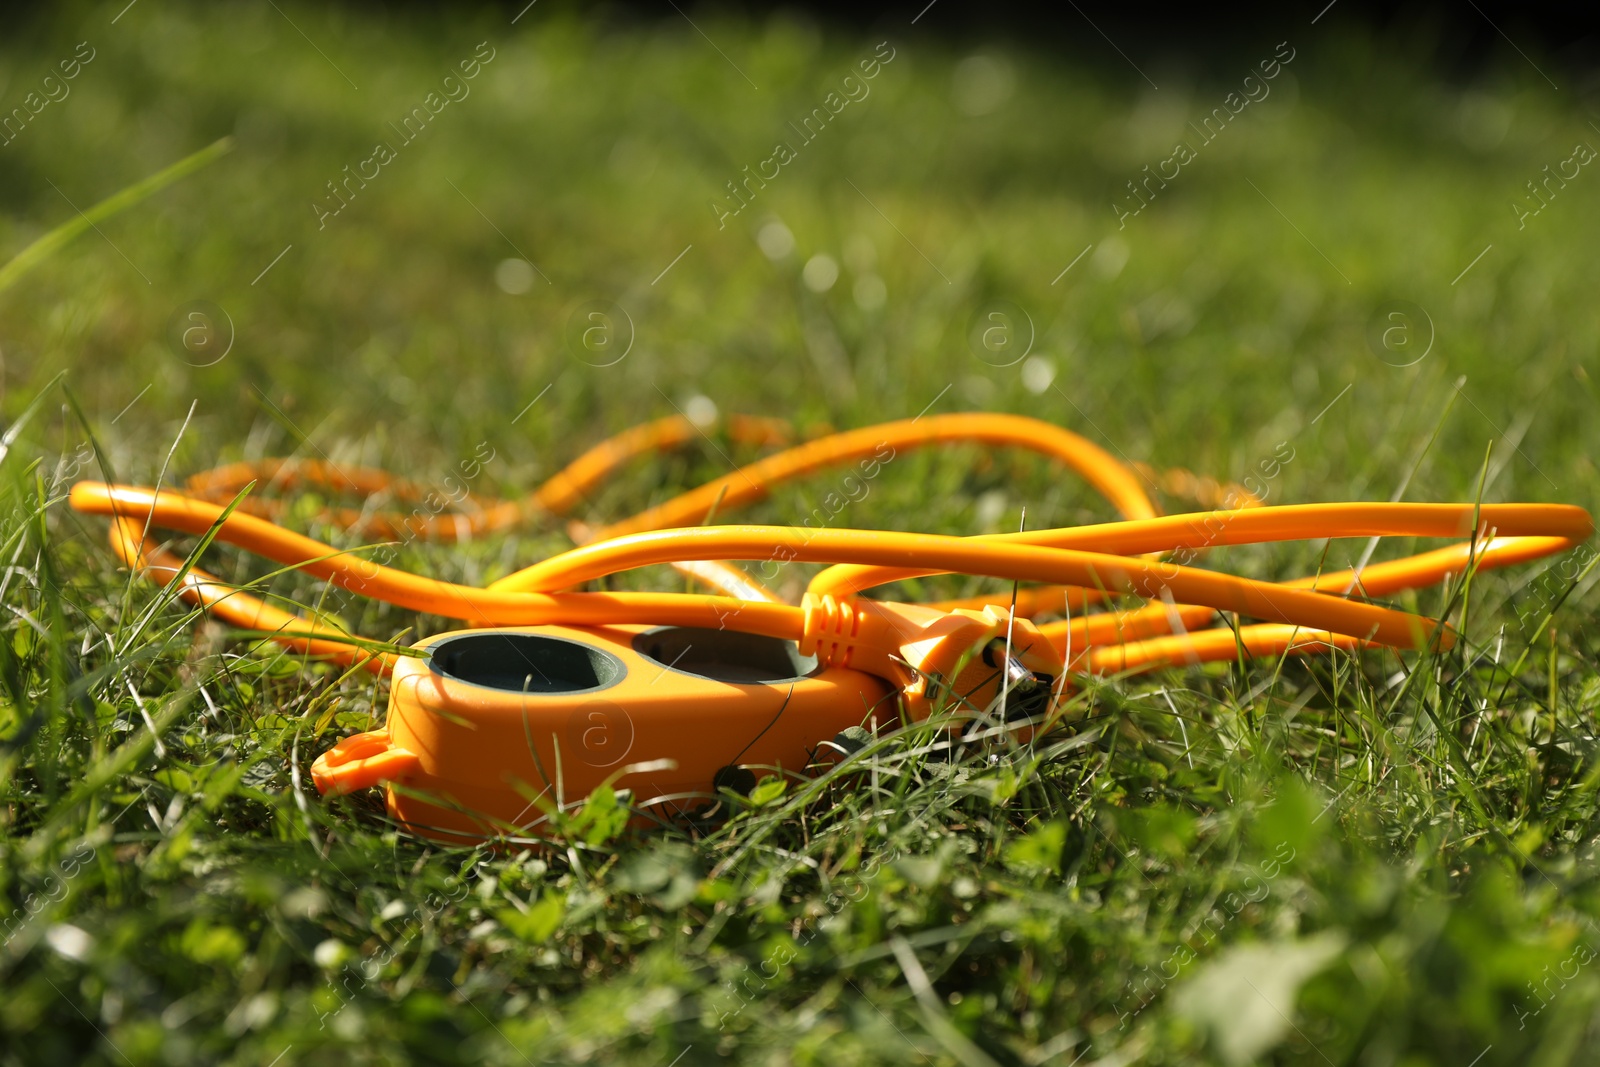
[{"x1": 800, "y1": 592, "x2": 863, "y2": 668}]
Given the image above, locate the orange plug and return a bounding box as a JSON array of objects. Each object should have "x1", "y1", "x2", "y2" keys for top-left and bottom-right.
[{"x1": 799, "y1": 593, "x2": 1066, "y2": 730}]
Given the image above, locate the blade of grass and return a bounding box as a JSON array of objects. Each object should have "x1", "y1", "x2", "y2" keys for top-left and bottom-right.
[{"x1": 0, "y1": 136, "x2": 235, "y2": 296}]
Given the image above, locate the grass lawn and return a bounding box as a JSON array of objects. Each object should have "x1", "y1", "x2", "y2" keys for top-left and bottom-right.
[{"x1": 3, "y1": 3, "x2": 1600, "y2": 1064}]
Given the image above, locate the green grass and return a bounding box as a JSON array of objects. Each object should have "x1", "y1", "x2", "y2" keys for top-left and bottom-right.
[{"x1": 3, "y1": 3, "x2": 1600, "y2": 1064}]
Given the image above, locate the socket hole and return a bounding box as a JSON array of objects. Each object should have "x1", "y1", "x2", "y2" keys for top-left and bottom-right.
[
  {"x1": 429, "y1": 632, "x2": 625, "y2": 694},
  {"x1": 634, "y1": 626, "x2": 817, "y2": 684}
]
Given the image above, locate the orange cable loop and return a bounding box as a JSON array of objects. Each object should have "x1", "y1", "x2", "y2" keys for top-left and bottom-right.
[{"x1": 69, "y1": 411, "x2": 1590, "y2": 687}]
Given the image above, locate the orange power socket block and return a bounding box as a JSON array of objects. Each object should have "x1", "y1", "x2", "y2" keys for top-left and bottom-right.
[{"x1": 310, "y1": 600, "x2": 1066, "y2": 845}]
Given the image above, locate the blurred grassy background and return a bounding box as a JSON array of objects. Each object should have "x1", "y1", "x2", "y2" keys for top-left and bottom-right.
[
  {"x1": 3, "y1": 2, "x2": 1595, "y2": 506},
  {"x1": 3, "y1": 2, "x2": 1600, "y2": 1064}
]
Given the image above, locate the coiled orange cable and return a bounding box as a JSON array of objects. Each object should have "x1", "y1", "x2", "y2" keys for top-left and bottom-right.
[{"x1": 68, "y1": 411, "x2": 1590, "y2": 687}]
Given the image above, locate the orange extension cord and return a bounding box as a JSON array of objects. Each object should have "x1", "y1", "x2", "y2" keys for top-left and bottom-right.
[{"x1": 69, "y1": 411, "x2": 1592, "y2": 685}]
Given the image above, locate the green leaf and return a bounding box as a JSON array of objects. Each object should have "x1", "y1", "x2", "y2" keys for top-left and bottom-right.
[
  {"x1": 892, "y1": 843, "x2": 956, "y2": 889},
  {"x1": 1250, "y1": 778, "x2": 1323, "y2": 861},
  {"x1": 499, "y1": 893, "x2": 565, "y2": 944},
  {"x1": 748, "y1": 776, "x2": 788, "y2": 806},
  {"x1": 1125, "y1": 803, "x2": 1197, "y2": 859},
  {"x1": 1171, "y1": 932, "x2": 1347, "y2": 1065},
  {"x1": 572, "y1": 783, "x2": 629, "y2": 846},
  {"x1": 614, "y1": 843, "x2": 702, "y2": 908},
  {"x1": 178, "y1": 921, "x2": 247, "y2": 966},
  {"x1": 1003, "y1": 820, "x2": 1067, "y2": 876}
]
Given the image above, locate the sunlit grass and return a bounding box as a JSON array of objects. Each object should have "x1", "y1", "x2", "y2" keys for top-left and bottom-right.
[{"x1": 1, "y1": 4, "x2": 1598, "y2": 1064}]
